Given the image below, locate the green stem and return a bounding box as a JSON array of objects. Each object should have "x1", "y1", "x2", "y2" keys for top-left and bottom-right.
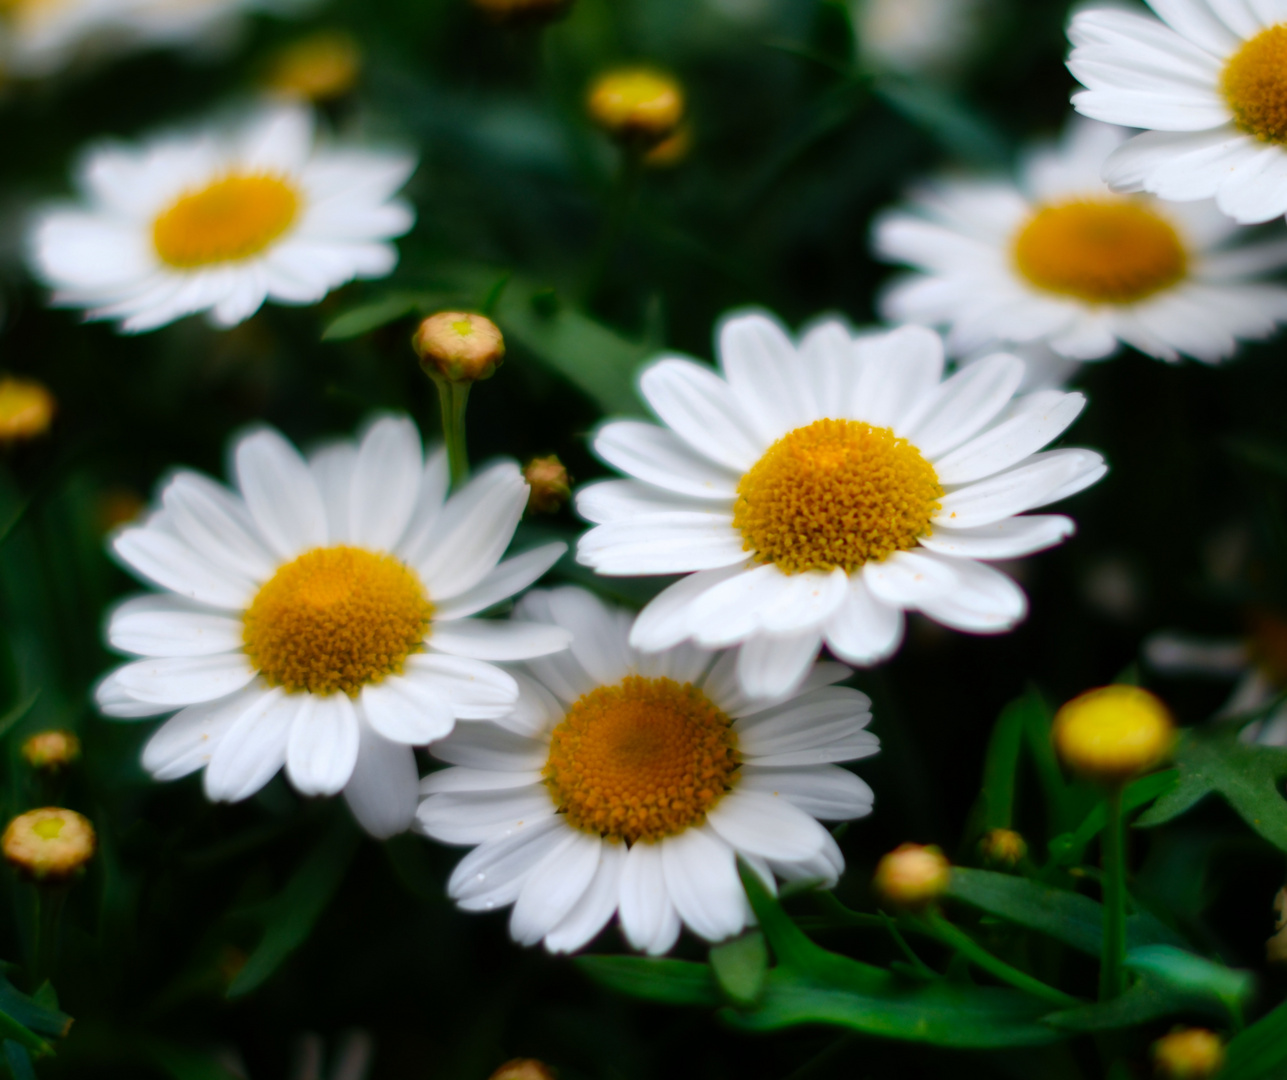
[
  {"x1": 923, "y1": 911, "x2": 1079, "y2": 1008},
  {"x1": 1100, "y1": 786, "x2": 1128, "y2": 1001},
  {"x1": 31, "y1": 887, "x2": 65, "y2": 991},
  {"x1": 432, "y1": 375, "x2": 471, "y2": 490}
]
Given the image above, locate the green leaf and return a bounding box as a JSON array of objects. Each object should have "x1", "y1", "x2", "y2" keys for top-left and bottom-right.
[
  {"x1": 709, "y1": 930, "x2": 768, "y2": 1007},
  {"x1": 1042, "y1": 975, "x2": 1224, "y2": 1033},
  {"x1": 0, "y1": 691, "x2": 39, "y2": 745},
  {"x1": 873, "y1": 75, "x2": 1009, "y2": 166},
  {"x1": 225, "y1": 824, "x2": 360, "y2": 998},
  {"x1": 1136, "y1": 732, "x2": 1287, "y2": 850},
  {"x1": 0, "y1": 977, "x2": 70, "y2": 1038},
  {"x1": 321, "y1": 292, "x2": 441, "y2": 341},
  {"x1": 3, "y1": 1041, "x2": 35, "y2": 1080},
  {"x1": 1125, "y1": 945, "x2": 1253, "y2": 1013},
  {"x1": 970, "y1": 693, "x2": 1031, "y2": 836},
  {"x1": 1222, "y1": 998, "x2": 1287, "y2": 1080},
  {"x1": 145, "y1": 1041, "x2": 243, "y2": 1080},
  {"x1": 1047, "y1": 770, "x2": 1179, "y2": 867},
  {"x1": 947, "y1": 868, "x2": 1185, "y2": 956},
  {"x1": 574, "y1": 956, "x2": 722, "y2": 1008}
]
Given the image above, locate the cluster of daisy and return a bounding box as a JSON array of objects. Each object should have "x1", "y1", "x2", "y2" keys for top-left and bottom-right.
[{"x1": 29, "y1": 0, "x2": 1287, "y2": 962}]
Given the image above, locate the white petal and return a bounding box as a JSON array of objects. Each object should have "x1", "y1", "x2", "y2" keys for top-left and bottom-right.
[
  {"x1": 418, "y1": 785, "x2": 555, "y2": 846},
  {"x1": 627, "y1": 563, "x2": 750, "y2": 652},
  {"x1": 702, "y1": 651, "x2": 854, "y2": 718},
  {"x1": 932, "y1": 393, "x2": 1086, "y2": 484},
  {"x1": 935, "y1": 449, "x2": 1106, "y2": 528},
  {"x1": 392, "y1": 447, "x2": 451, "y2": 564},
  {"x1": 822, "y1": 577, "x2": 905, "y2": 666},
  {"x1": 735, "y1": 630, "x2": 823, "y2": 700},
  {"x1": 403, "y1": 652, "x2": 519, "y2": 720},
  {"x1": 113, "y1": 526, "x2": 255, "y2": 610},
  {"x1": 431, "y1": 721, "x2": 547, "y2": 771},
  {"x1": 234, "y1": 428, "x2": 328, "y2": 560},
  {"x1": 447, "y1": 815, "x2": 568, "y2": 908},
  {"x1": 904, "y1": 353, "x2": 1024, "y2": 458},
  {"x1": 576, "y1": 479, "x2": 717, "y2": 525},
  {"x1": 308, "y1": 442, "x2": 356, "y2": 543},
  {"x1": 918, "y1": 515, "x2": 1075, "y2": 559},
  {"x1": 349, "y1": 415, "x2": 424, "y2": 551},
  {"x1": 161, "y1": 472, "x2": 277, "y2": 581},
  {"x1": 862, "y1": 549, "x2": 959, "y2": 608},
  {"x1": 141, "y1": 688, "x2": 259, "y2": 780},
  {"x1": 850, "y1": 324, "x2": 946, "y2": 431},
  {"x1": 737, "y1": 687, "x2": 878, "y2": 766},
  {"x1": 430, "y1": 620, "x2": 572, "y2": 662},
  {"x1": 705, "y1": 788, "x2": 828, "y2": 861},
  {"x1": 717, "y1": 312, "x2": 814, "y2": 439},
  {"x1": 108, "y1": 594, "x2": 243, "y2": 657},
  {"x1": 95, "y1": 670, "x2": 174, "y2": 718},
  {"x1": 545, "y1": 841, "x2": 627, "y2": 954},
  {"x1": 511, "y1": 831, "x2": 604, "y2": 946},
  {"x1": 203, "y1": 688, "x2": 297, "y2": 802},
  {"x1": 285, "y1": 693, "x2": 360, "y2": 796},
  {"x1": 433, "y1": 543, "x2": 567, "y2": 620},
  {"x1": 661, "y1": 827, "x2": 748, "y2": 943},
  {"x1": 914, "y1": 556, "x2": 1028, "y2": 633},
  {"x1": 113, "y1": 653, "x2": 257, "y2": 706},
  {"x1": 620, "y1": 841, "x2": 682, "y2": 954},
  {"x1": 638, "y1": 357, "x2": 763, "y2": 472},
  {"x1": 529, "y1": 586, "x2": 634, "y2": 686},
  {"x1": 577, "y1": 514, "x2": 747, "y2": 575},
  {"x1": 739, "y1": 764, "x2": 875, "y2": 820},
  {"x1": 343, "y1": 719, "x2": 418, "y2": 837},
  {"x1": 359, "y1": 673, "x2": 456, "y2": 744},
  {"x1": 420, "y1": 767, "x2": 546, "y2": 795},
  {"x1": 593, "y1": 421, "x2": 741, "y2": 501}
]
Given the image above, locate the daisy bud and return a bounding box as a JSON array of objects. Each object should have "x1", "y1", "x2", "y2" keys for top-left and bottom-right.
[
  {"x1": 524, "y1": 455, "x2": 571, "y2": 514},
  {"x1": 264, "y1": 32, "x2": 361, "y2": 103},
  {"x1": 21, "y1": 730, "x2": 81, "y2": 773},
  {"x1": 978, "y1": 828, "x2": 1026, "y2": 869},
  {"x1": 471, "y1": 0, "x2": 573, "y2": 26},
  {"x1": 1151, "y1": 1028, "x2": 1225, "y2": 1080},
  {"x1": 1267, "y1": 887, "x2": 1287, "y2": 965},
  {"x1": 587, "y1": 68, "x2": 684, "y2": 147},
  {"x1": 1053, "y1": 686, "x2": 1175, "y2": 785},
  {"x1": 413, "y1": 312, "x2": 505, "y2": 384},
  {"x1": 489, "y1": 1060, "x2": 556, "y2": 1080},
  {"x1": 0, "y1": 376, "x2": 55, "y2": 442},
  {"x1": 873, "y1": 843, "x2": 950, "y2": 910},
  {"x1": 643, "y1": 124, "x2": 692, "y2": 168},
  {"x1": 2, "y1": 808, "x2": 95, "y2": 883}
]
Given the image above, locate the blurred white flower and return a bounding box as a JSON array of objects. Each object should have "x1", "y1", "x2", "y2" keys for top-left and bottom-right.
[
  {"x1": 575, "y1": 313, "x2": 1104, "y2": 700},
  {"x1": 875, "y1": 118, "x2": 1287, "y2": 362},
  {"x1": 417, "y1": 586, "x2": 878, "y2": 954},
  {"x1": 853, "y1": 0, "x2": 989, "y2": 77},
  {"x1": 29, "y1": 104, "x2": 414, "y2": 332},
  {"x1": 95, "y1": 417, "x2": 570, "y2": 837}
]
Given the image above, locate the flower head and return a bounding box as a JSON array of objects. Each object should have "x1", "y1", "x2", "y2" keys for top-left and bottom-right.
[
  {"x1": 576, "y1": 312, "x2": 1105, "y2": 699},
  {"x1": 3, "y1": 807, "x2": 95, "y2": 882},
  {"x1": 95, "y1": 416, "x2": 570, "y2": 837},
  {"x1": 875, "y1": 118, "x2": 1287, "y2": 363},
  {"x1": 873, "y1": 843, "x2": 950, "y2": 908},
  {"x1": 417, "y1": 586, "x2": 878, "y2": 954},
  {"x1": 29, "y1": 104, "x2": 415, "y2": 333},
  {"x1": 414, "y1": 312, "x2": 505, "y2": 383},
  {"x1": 1068, "y1": 1, "x2": 1287, "y2": 225},
  {"x1": 1053, "y1": 685, "x2": 1175, "y2": 783}
]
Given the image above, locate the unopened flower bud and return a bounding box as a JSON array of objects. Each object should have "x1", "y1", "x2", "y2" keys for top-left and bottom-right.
[
  {"x1": 2, "y1": 808, "x2": 95, "y2": 883},
  {"x1": 1267, "y1": 887, "x2": 1287, "y2": 964},
  {"x1": 264, "y1": 32, "x2": 360, "y2": 102},
  {"x1": 471, "y1": 0, "x2": 572, "y2": 25},
  {"x1": 524, "y1": 455, "x2": 570, "y2": 514},
  {"x1": 0, "y1": 376, "x2": 55, "y2": 442},
  {"x1": 489, "y1": 1060, "x2": 556, "y2": 1080},
  {"x1": 413, "y1": 312, "x2": 505, "y2": 384},
  {"x1": 1053, "y1": 685, "x2": 1175, "y2": 784},
  {"x1": 587, "y1": 68, "x2": 684, "y2": 146},
  {"x1": 873, "y1": 843, "x2": 950, "y2": 909},
  {"x1": 643, "y1": 124, "x2": 692, "y2": 168},
  {"x1": 979, "y1": 828, "x2": 1027, "y2": 868},
  {"x1": 1152, "y1": 1028, "x2": 1225, "y2": 1079},
  {"x1": 21, "y1": 730, "x2": 81, "y2": 773}
]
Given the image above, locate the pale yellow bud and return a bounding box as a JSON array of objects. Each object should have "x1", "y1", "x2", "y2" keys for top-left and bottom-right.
[
  {"x1": 264, "y1": 32, "x2": 360, "y2": 103},
  {"x1": 21, "y1": 730, "x2": 81, "y2": 772},
  {"x1": 0, "y1": 376, "x2": 54, "y2": 442},
  {"x1": 3, "y1": 808, "x2": 95, "y2": 883},
  {"x1": 873, "y1": 843, "x2": 950, "y2": 909},
  {"x1": 587, "y1": 68, "x2": 684, "y2": 146},
  {"x1": 1053, "y1": 685, "x2": 1175, "y2": 784},
  {"x1": 524, "y1": 455, "x2": 571, "y2": 514},
  {"x1": 413, "y1": 312, "x2": 505, "y2": 383},
  {"x1": 979, "y1": 828, "x2": 1027, "y2": 868},
  {"x1": 1152, "y1": 1028, "x2": 1225, "y2": 1079},
  {"x1": 489, "y1": 1061, "x2": 556, "y2": 1080}
]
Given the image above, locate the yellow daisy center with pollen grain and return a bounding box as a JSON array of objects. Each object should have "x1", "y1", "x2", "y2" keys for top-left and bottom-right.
[
  {"x1": 242, "y1": 545, "x2": 433, "y2": 696},
  {"x1": 733, "y1": 418, "x2": 942, "y2": 575},
  {"x1": 1013, "y1": 199, "x2": 1188, "y2": 305},
  {"x1": 543, "y1": 676, "x2": 739, "y2": 844},
  {"x1": 152, "y1": 174, "x2": 300, "y2": 269},
  {"x1": 1223, "y1": 24, "x2": 1287, "y2": 143}
]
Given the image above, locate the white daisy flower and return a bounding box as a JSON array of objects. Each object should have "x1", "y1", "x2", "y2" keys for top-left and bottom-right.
[
  {"x1": 852, "y1": 0, "x2": 989, "y2": 78},
  {"x1": 874, "y1": 118, "x2": 1287, "y2": 363},
  {"x1": 575, "y1": 313, "x2": 1107, "y2": 700},
  {"x1": 416, "y1": 586, "x2": 877, "y2": 955},
  {"x1": 28, "y1": 103, "x2": 414, "y2": 333},
  {"x1": 1068, "y1": 0, "x2": 1287, "y2": 225},
  {"x1": 95, "y1": 416, "x2": 572, "y2": 838}
]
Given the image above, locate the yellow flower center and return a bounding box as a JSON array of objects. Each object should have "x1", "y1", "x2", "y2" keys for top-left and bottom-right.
[
  {"x1": 733, "y1": 418, "x2": 942, "y2": 575},
  {"x1": 1223, "y1": 24, "x2": 1287, "y2": 143},
  {"x1": 1013, "y1": 199, "x2": 1188, "y2": 305},
  {"x1": 543, "y1": 676, "x2": 739, "y2": 844},
  {"x1": 242, "y1": 546, "x2": 433, "y2": 697},
  {"x1": 152, "y1": 174, "x2": 300, "y2": 269},
  {"x1": 0, "y1": 376, "x2": 55, "y2": 441}
]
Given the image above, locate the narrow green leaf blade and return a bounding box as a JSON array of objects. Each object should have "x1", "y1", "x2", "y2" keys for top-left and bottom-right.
[
  {"x1": 574, "y1": 956, "x2": 722, "y2": 1007},
  {"x1": 709, "y1": 931, "x2": 768, "y2": 1006},
  {"x1": 1222, "y1": 999, "x2": 1287, "y2": 1080},
  {"x1": 3, "y1": 1041, "x2": 36, "y2": 1080}
]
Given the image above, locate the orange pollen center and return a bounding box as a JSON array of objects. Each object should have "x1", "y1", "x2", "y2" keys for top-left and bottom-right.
[
  {"x1": 543, "y1": 676, "x2": 739, "y2": 844},
  {"x1": 1223, "y1": 24, "x2": 1287, "y2": 143},
  {"x1": 733, "y1": 418, "x2": 942, "y2": 575},
  {"x1": 1013, "y1": 199, "x2": 1188, "y2": 305},
  {"x1": 242, "y1": 545, "x2": 433, "y2": 696},
  {"x1": 152, "y1": 173, "x2": 300, "y2": 269}
]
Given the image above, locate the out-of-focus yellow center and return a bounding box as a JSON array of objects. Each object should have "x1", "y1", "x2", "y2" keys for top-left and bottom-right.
[
  {"x1": 1013, "y1": 199, "x2": 1187, "y2": 305},
  {"x1": 152, "y1": 174, "x2": 299, "y2": 268},
  {"x1": 544, "y1": 676, "x2": 739, "y2": 844},
  {"x1": 1223, "y1": 24, "x2": 1287, "y2": 143},
  {"x1": 242, "y1": 546, "x2": 433, "y2": 696},
  {"x1": 0, "y1": 376, "x2": 54, "y2": 441},
  {"x1": 265, "y1": 32, "x2": 360, "y2": 102},
  {"x1": 734, "y1": 418, "x2": 942, "y2": 575}
]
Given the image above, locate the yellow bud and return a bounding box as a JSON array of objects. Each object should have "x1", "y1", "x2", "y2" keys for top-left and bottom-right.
[
  {"x1": 413, "y1": 312, "x2": 505, "y2": 383},
  {"x1": 1267, "y1": 887, "x2": 1287, "y2": 964},
  {"x1": 264, "y1": 32, "x2": 360, "y2": 103},
  {"x1": 873, "y1": 843, "x2": 950, "y2": 909},
  {"x1": 1152, "y1": 1028, "x2": 1225, "y2": 1080},
  {"x1": 2, "y1": 808, "x2": 95, "y2": 883},
  {"x1": 587, "y1": 68, "x2": 684, "y2": 146},
  {"x1": 643, "y1": 123, "x2": 692, "y2": 168},
  {"x1": 21, "y1": 730, "x2": 81, "y2": 772},
  {"x1": 979, "y1": 828, "x2": 1027, "y2": 868},
  {"x1": 0, "y1": 376, "x2": 54, "y2": 442},
  {"x1": 524, "y1": 455, "x2": 571, "y2": 514},
  {"x1": 471, "y1": 0, "x2": 572, "y2": 25},
  {"x1": 1053, "y1": 685, "x2": 1175, "y2": 784},
  {"x1": 489, "y1": 1060, "x2": 556, "y2": 1080}
]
